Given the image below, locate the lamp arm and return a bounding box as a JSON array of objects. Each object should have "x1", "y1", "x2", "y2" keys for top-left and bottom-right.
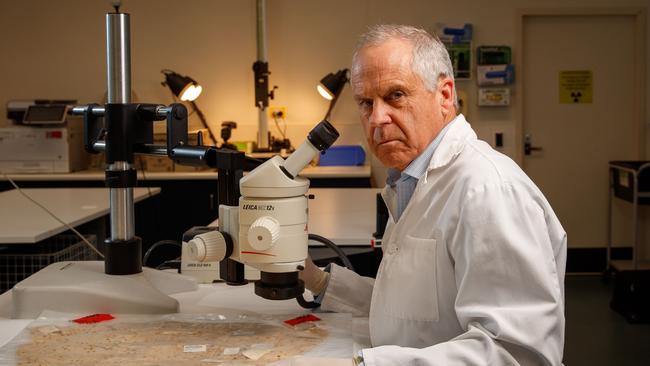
[
  {"x1": 324, "y1": 92, "x2": 340, "y2": 121},
  {"x1": 190, "y1": 101, "x2": 219, "y2": 146}
]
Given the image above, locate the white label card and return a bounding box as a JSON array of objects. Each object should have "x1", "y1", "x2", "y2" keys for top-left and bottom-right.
[{"x1": 184, "y1": 344, "x2": 207, "y2": 353}]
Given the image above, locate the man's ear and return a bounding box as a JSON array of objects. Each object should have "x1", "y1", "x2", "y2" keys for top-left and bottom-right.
[{"x1": 438, "y1": 78, "x2": 455, "y2": 117}]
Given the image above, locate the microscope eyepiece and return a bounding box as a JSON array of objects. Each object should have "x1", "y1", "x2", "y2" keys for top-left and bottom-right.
[
  {"x1": 281, "y1": 120, "x2": 340, "y2": 178},
  {"x1": 307, "y1": 120, "x2": 339, "y2": 152}
]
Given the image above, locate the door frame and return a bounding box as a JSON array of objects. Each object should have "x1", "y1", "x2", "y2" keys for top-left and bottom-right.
[{"x1": 514, "y1": 7, "x2": 647, "y2": 165}]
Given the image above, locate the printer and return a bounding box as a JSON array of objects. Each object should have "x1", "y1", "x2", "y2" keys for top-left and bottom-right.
[{"x1": 0, "y1": 100, "x2": 88, "y2": 173}]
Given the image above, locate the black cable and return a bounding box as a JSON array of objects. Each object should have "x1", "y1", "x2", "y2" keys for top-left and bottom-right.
[
  {"x1": 296, "y1": 293, "x2": 320, "y2": 309},
  {"x1": 272, "y1": 115, "x2": 287, "y2": 140},
  {"x1": 143, "y1": 240, "x2": 181, "y2": 267},
  {"x1": 156, "y1": 259, "x2": 181, "y2": 270},
  {"x1": 138, "y1": 155, "x2": 168, "y2": 262},
  {"x1": 308, "y1": 233, "x2": 354, "y2": 271},
  {"x1": 296, "y1": 233, "x2": 355, "y2": 309},
  {"x1": 138, "y1": 156, "x2": 153, "y2": 198}
]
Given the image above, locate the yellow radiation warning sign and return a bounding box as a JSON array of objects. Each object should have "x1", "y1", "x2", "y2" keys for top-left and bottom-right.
[{"x1": 559, "y1": 70, "x2": 592, "y2": 104}]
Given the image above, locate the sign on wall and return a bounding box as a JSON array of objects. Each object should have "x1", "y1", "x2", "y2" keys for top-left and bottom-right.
[{"x1": 559, "y1": 70, "x2": 593, "y2": 104}]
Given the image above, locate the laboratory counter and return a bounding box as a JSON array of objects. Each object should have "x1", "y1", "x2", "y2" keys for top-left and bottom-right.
[{"x1": 0, "y1": 168, "x2": 373, "y2": 260}]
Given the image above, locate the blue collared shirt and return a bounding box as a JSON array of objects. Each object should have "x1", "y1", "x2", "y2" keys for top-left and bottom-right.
[{"x1": 385, "y1": 117, "x2": 456, "y2": 221}]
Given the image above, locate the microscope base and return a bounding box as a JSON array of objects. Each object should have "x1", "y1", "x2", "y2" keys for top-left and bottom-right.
[{"x1": 10, "y1": 261, "x2": 198, "y2": 319}]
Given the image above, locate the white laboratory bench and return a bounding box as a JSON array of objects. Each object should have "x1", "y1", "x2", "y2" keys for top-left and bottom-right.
[
  {"x1": 0, "y1": 282, "x2": 371, "y2": 355},
  {"x1": 308, "y1": 188, "x2": 381, "y2": 246},
  {"x1": 0, "y1": 187, "x2": 159, "y2": 244}
]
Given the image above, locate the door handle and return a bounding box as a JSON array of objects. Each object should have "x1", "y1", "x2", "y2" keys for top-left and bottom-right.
[{"x1": 524, "y1": 134, "x2": 543, "y2": 155}]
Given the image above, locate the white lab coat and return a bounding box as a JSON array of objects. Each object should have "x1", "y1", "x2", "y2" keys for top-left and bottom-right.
[{"x1": 320, "y1": 115, "x2": 566, "y2": 366}]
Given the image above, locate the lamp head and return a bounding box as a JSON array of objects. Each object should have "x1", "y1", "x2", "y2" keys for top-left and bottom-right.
[
  {"x1": 162, "y1": 70, "x2": 203, "y2": 102},
  {"x1": 317, "y1": 69, "x2": 349, "y2": 101}
]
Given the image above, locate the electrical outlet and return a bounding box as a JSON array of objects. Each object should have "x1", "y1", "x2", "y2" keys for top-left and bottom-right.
[
  {"x1": 269, "y1": 106, "x2": 287, "y2": 119},
  {"x1": 495, "y1": 132, "x2": 504, "y2": 148}
]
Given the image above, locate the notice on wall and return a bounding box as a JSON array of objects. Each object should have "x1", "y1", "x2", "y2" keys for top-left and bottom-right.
[{"x1": 559, "y1": 70, "x2": 592, "y2": 104}]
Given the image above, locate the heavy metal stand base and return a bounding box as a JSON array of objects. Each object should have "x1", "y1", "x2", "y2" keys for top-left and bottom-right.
[{"x1": 11, "y1": 261, "x2": 198, "y2": 319}]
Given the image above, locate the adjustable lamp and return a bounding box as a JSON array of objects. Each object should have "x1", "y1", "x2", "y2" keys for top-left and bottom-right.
[
  {"x1": 162, "y1": 70, "x2": 202, "y2": 101},
  {"x1": 161, "y1": 70, "x2": 217, "y2": 145},
  {"x1": 317, "y1": 69, "x2": 349, "y2": 120}
]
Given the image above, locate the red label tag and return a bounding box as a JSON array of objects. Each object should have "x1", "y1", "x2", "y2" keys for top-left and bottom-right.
[
  {"x1": 46, "y1": 131, "x2": 62, "y2": 139},
  {"x1": 283, "y1": 314, "x2": 320, "y2": 327},
  {"x1": 72, "y1": 314, "x2": 115, "y2": 324}
]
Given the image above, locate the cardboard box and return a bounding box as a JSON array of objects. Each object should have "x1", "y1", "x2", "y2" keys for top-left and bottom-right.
[
  {"x1": 141, "y1": 156, "x2": 173, "y2": 172},
  {"x1": 174, "y1": 162, "x2": 209, "y2": 172}
]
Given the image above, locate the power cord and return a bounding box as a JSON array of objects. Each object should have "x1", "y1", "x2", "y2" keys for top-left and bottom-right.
[
  {"x1": 296, "y1": 233, "x2": 355, "y2": 309},
  {"x1": 272, "y1": 114, "x2": 287, "y2": 141},
  {"x1": 308, "y1": 233, "x2": 355, "y2": 271},
  {"x1": 156, "y1": 258, "x2": 181, "y2": 271},
  {"x1": 143, "y1": 239, "x2": 181, "y2": 267},
  {"x1": 137, "y1": 156, "x2": 171, "y2": 266},
  {"x1": 2, "y1": 173, "x2": 104, "y2": 259},
  {"x1": 137, "y1": 156, "x2": 153, "y2": 198}
]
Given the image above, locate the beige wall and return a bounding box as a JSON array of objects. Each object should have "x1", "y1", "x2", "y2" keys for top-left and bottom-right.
[{"x1": 1, "y1": 0, "x2": 648, "y2": 186}]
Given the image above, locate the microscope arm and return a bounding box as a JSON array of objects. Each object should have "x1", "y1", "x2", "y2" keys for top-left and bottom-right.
[{"x1": 71, "y1": 101, "x2": 248, "y2": 280}]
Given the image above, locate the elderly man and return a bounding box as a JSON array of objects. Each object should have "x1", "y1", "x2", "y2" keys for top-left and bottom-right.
[{"x1": 300, "y1": 25, "x2": 566, "y2": 365}]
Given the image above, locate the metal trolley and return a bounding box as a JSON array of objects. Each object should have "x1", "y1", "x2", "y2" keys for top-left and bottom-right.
[{"x1": 607, "y1": 161, "x2": 650, "y2": 322}]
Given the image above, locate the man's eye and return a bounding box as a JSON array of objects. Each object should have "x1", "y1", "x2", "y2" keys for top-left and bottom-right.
[
  {"x1": 358, "y1": 100, "x2": 373, "y2": 108},
  {"x1": 389, "y1": 91, "x2": 405, "y2": 101}
]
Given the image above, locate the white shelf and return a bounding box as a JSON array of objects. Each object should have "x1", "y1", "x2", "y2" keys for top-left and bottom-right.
[{"x1": 0, "y1": 187, "x2": 159, "y2": 243}]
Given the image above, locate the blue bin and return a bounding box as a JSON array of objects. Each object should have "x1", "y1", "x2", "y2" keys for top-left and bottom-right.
[{"x1": 319, "y1": 145, "x2": 366, "y2": 166}]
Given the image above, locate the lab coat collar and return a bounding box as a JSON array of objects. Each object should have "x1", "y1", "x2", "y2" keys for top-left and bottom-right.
[
  {"x1": 381, "y1": 114, "x2": 474, "y2": 222},
  {"x1": 427, "y1": 113, "x2": 475, "y2": 172}
]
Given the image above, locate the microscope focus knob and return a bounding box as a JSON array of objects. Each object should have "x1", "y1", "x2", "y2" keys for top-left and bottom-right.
[
  {"x1": 187, "y1": 231, "x2": 228, "y2": 262},
  {"x1": 248, "y1": 216, "x2": 280, "y2": 251}
]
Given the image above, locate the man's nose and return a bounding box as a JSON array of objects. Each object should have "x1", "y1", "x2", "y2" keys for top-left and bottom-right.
[{"x1": 369, "y1": 100, "x2": 391, "y2": 126}]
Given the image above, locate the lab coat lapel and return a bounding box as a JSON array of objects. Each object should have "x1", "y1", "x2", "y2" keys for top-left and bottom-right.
[
  {"x1": 427, "y1": 114, "x2": 475, "y2": 172},
  {"x1": 381, "y1": 185, "x2": 398, "y2": 225}
]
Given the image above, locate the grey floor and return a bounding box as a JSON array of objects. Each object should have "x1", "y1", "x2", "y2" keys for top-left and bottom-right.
[{"x1": 564, "y1": 276, "x2": 650, "y2": 365}]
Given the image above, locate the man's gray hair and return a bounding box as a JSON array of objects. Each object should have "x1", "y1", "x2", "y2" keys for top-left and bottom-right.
[{"x1": 352, "y1": 24, "x2": 458, "y2": 109}]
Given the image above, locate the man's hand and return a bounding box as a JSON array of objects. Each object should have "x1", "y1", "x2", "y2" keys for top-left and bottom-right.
[{"x1": 298, "y1": 256, "x2": 330, "y2": 295}]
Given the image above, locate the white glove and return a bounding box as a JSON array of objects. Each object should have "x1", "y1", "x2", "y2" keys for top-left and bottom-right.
[
  {"x1": 290, "y1": 356, "x2": 354, "y2": 366},
  {"x1": 298, "y1": 256, "x2": 330, "y2": 295}
]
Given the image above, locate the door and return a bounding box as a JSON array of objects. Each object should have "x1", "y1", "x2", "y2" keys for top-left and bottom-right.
[{"x1": 521, "y1": 12, "x2": 644, "y2": 248}]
